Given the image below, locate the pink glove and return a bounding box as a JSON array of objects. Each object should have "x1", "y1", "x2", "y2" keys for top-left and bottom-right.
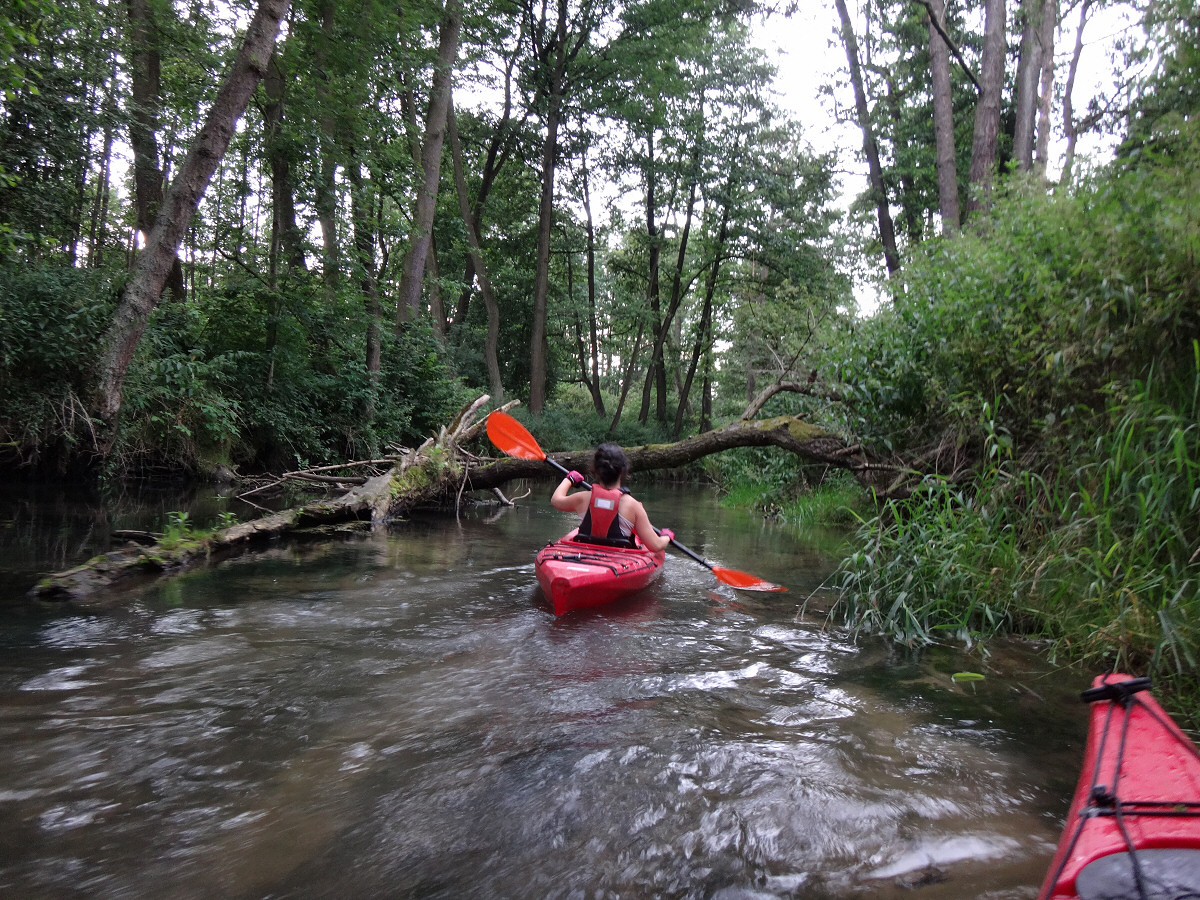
[
  {"x1": 660, "y1": 529, "x2": 674, "y2": 542},
  {"x1": 567, "y1": 470, "x2": 584, "y2": 485}
]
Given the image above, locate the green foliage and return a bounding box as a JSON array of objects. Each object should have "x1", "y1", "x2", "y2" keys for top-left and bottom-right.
[
  {"x1": 118, "y1": 301, "x2": 248, "y2": 474},
  {"x1": 719, "y1": 469, "x2": 866, "y2": 528},
  {"x1": 832, "y1": 423, "x2": 1032, "y2": 650},
  {"x1": 156, "y1": 508, "x2": 237, "y2": 550},
  {"x1": 0, "y1": 265, "x2": 117, "y2": 460},
  {"x1": 830, "y1": 122, "x2": 1200, "y2": 706},
  {"x1": 0, "y1": 261, "x2": 470, "y2": 475},
  {"x1": 0, "y1": 0, "x2": 119, "y2": 260},
  {"x1": 833, "y1": 354, "x2": 1200, "y2": 702},
  {"x1": 840, "y1": 123, "x2": 1200, "y2": 456},
  {"x1": 1122, "y1": 0, "x2": 1200, "y2": 151}
]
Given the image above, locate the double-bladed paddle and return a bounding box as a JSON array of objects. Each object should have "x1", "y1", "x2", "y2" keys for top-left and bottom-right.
[{"x1": 485, "y1": 410, "x2": 786, "y2": 593}]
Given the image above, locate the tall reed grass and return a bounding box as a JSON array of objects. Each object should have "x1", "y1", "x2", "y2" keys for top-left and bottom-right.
[{"x1": 833, "y1": 346, "x2": 1200, "y2": 703}]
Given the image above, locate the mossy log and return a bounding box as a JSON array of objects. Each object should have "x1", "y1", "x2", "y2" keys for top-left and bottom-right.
[
  {"x1": 30, "y1": 397, "x2": 888, "y2": 603},
  {"x1": 30, "y1": 472, "x2": 397, "y2": 602},
  {"x1": 464, "y1": 413, "x2": 890, "y2": 493}
]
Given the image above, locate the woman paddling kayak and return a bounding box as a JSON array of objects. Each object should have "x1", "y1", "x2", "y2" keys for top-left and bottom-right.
[{"x1": 550, "y1": 443, "x2": 673, "y2": 552}]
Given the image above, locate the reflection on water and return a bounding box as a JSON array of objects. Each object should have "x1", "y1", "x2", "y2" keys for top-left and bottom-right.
[{"x1": 0, "y1": 483, "x2": 1088, "y2": 898}]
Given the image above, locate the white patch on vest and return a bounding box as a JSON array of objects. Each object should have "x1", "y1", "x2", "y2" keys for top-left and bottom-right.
[{"x1": 594, "y1": 498, "x2": 615, "y2": 510}]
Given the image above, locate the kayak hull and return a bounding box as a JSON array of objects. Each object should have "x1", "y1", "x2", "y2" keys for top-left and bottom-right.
[
  {"x1": 1039, "y1": 673, "x2": 1200, "y2": 899},
  {"x1": 535, "y1": 530, "x2": 666, "y2": 616}
]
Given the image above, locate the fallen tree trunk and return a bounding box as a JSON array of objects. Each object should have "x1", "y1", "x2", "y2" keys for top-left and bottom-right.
[
  {"x1": 31, "y1": 472, "x2": 396, "y2": 602},
  {"x1": 30, "y1": 398, "x2": 893, "y2": 603},
  {"x1": 464, "y1": 413, "x2": 889, "y2": 491}
]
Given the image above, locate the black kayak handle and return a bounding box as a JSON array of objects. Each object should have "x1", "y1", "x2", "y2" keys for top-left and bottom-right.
[{"x1": 1081, "y1": 676, "x2": 1153, "y2": 706}]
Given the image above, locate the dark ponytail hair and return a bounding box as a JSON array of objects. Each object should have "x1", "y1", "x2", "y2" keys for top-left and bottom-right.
[{"x1": 592, "y1": 443, "x2": 629, "y2": 487}]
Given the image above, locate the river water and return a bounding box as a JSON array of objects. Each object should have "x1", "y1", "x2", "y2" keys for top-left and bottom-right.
[{"x1": 0, "y1": 482, "x2": 1090, "y2": 899}]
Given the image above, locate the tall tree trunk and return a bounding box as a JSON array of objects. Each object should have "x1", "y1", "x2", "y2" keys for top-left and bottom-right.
[
  {"x1": 580, "y1": 157, "x2": 605, "y2": 417},
  {"x1": 96, "y1": 0, "x2": 290, "y2": 440},
  {"x1": 651, "y1": 168, "x2": 698, "y2": 425},
  {"x1": 1034, "y1": 0, "x2": 1057, "y2": 176},
  {"x1": 396, "y1": 0, "x2": 462, "y2": 330},
  {"x1": 125, "y1": 0, "x2": 185, "y2": 301},
  {"x1": 88, "y1": 62, "x2": 117, "y2": 268},
  {"x1": 1013, "y1": 0, "x2": 1046, "y2": 171},
  {"x1": 348, "y1": 161, "x2": 381, "y2": 417},
  {"x1": 834, "y1": 0, "x2": 900, "y2": 277},
  {"x1": 527, "y1": 0, "x2": 591, "y2": 415},
  {"x1": 675, "y1": 204, "x2": 727, "y2": 440},
  {"x1": 609, "y1": 319, "x2": 645, "y2": 434},
  {"x1": 927, "y1": 0, "x2": 960, "y2": 233},
  {"x1": 313, "y1": 0, "x2": 340, "y2": 300},
  {"x1": 263, "y1": 49, "x2": 306, "y2": 272},
  {"x1": 638, "y1": 130, "x2": 663, "y2": 425},
  {"x1": 1060, "y1": 0, "x2": 1093, "y2": 185},
  {"x1": 529, "y1": 75, "x2": 563, "y2": 416},
  {"x1": 447, "y1": 95, "x2": 504, "y2": 400},
  {"x1": 967, "y1": 0, "x2": 1006, "y2": 213}
]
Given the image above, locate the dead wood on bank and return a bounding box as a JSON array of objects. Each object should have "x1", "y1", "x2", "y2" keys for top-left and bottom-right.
[{"x1": 30, "y1": 395, "x2": 895, "y2": 603}]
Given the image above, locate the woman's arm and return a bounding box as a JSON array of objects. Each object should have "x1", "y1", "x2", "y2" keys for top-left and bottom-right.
[
  {"x1": 626, "y1": 499, "x2": 673, "y2": 551},
  {"x1": 551, "y1": 477, "x2": 588, "y2": 514}
]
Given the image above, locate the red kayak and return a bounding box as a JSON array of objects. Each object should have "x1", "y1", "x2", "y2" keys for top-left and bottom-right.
[
  {"x1": 534, "y1": 529, "x2": 666, "y2": 616},
  {"x1": 1038, "y1": 674, "x2": 1200, "y2": 900}
]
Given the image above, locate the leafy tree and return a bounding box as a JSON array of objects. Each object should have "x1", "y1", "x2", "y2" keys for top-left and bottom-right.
[{"x1": 96, "y1": 0, "x2": 291, "y2": 448}]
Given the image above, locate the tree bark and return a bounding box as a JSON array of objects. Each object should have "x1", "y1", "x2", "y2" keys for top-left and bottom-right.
[
  {"x1": 638, "y1": 129, "x2": 664, "y2": 425},
  {"x1": 313, "y1": 0, "x2": 340, "y2": 299},
  {"x1": 675, "y1": 201, "x2": 728, "y2": 439},
  {"x1": 1013, "y1": 0, "x2": 1046, "y2": 171},
  {"x1": 967, "y1": 0, "x2": 1006, "y2": 213},
  {"x1": 609, "y1": 318, "x2": 645, "y2": 433},
  {"x1": 447, "y1": 95, "x2": 504, "y2": 401},
  {"x1": 1060, "y1": 0, "x2": 1093, "y2": 185},
  {"x1": 396, "y1": 0, "x2": 463, "y2": 329},
  {"x1": 651, "y1": 151, "x2": 699, "y2": 425},
  {"x1": 581, "y1": 157, "x2": 605, "y2": 417},
  {"x1": 527, "y1": 0, "x2": 592, "y2": 415},
  {"x1": 926, "y1": 0, "x2": 960, "y2": 233},
  {"x1": 528, "y1": 18, "x2": 565, "y2": 416},
  {"x1": 125, "y1": 0, "x2": 186, "y2": 301},
  {"x1": 96, "y1": 0, "x2": 291, "y2": 440},
  {"x1": 915, "y1": 0, "x2": 980, "y2": 91},
  {"x1": 834, "y1": 0, "x2": 900, "y2": 277},
  {"x1": 88, "y1": 58, "x2": 118, "y2": 269},
  {"x1": 1034, "y1": 0, "x2": 1057, "y2": 176},
  {"x1": 347, "y1": 160, "x2": 382, "y2": 414},
  {"x1": 263, "y1": 49, "x2": 307, "y2": 272},
  {"x1": 468, "y1": 414, "x2": 872, "y2": 492},
  {"x1": 452, "y1": 27, "x2": 527, "y2": 332}
]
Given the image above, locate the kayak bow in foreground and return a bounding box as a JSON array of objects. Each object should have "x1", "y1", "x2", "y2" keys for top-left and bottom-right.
[{"x1": 1039, "y1": 673, "x2": 1200, "y2": 900}]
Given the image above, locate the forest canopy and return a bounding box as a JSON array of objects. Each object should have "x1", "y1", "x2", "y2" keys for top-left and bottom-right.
[{"x1": 0, "y1": 0, "x2": 854, "y2": 476}]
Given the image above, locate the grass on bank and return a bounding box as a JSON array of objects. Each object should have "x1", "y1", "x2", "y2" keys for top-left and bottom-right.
[
  {"x1": 830, "y1": 355, "x2": 1200, "y2": 723},
  {"x1": 720, "y1": 473, "x2": 868, "y2": 529}
]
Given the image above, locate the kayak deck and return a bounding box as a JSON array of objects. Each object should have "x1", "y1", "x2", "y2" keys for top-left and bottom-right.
[
  {"x1": 1039, "y1": 674, "x2": 1200, "y2": 900},
  {"x1": 534, "y1": 530, "x2": 665, "y2": 616}
]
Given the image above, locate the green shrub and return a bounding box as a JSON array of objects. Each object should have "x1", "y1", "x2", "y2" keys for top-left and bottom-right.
[{"x1": 0, "y1": 265, "x2": 118, "y2": 461}]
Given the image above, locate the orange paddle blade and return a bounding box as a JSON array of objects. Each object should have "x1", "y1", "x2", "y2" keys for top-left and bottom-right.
[
  {"x1": 711, "y1": 566, "x2": 787, "y2": 592},
  {"x1": 486, "y1": 411, "x2": 546, "y2": 461}
]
